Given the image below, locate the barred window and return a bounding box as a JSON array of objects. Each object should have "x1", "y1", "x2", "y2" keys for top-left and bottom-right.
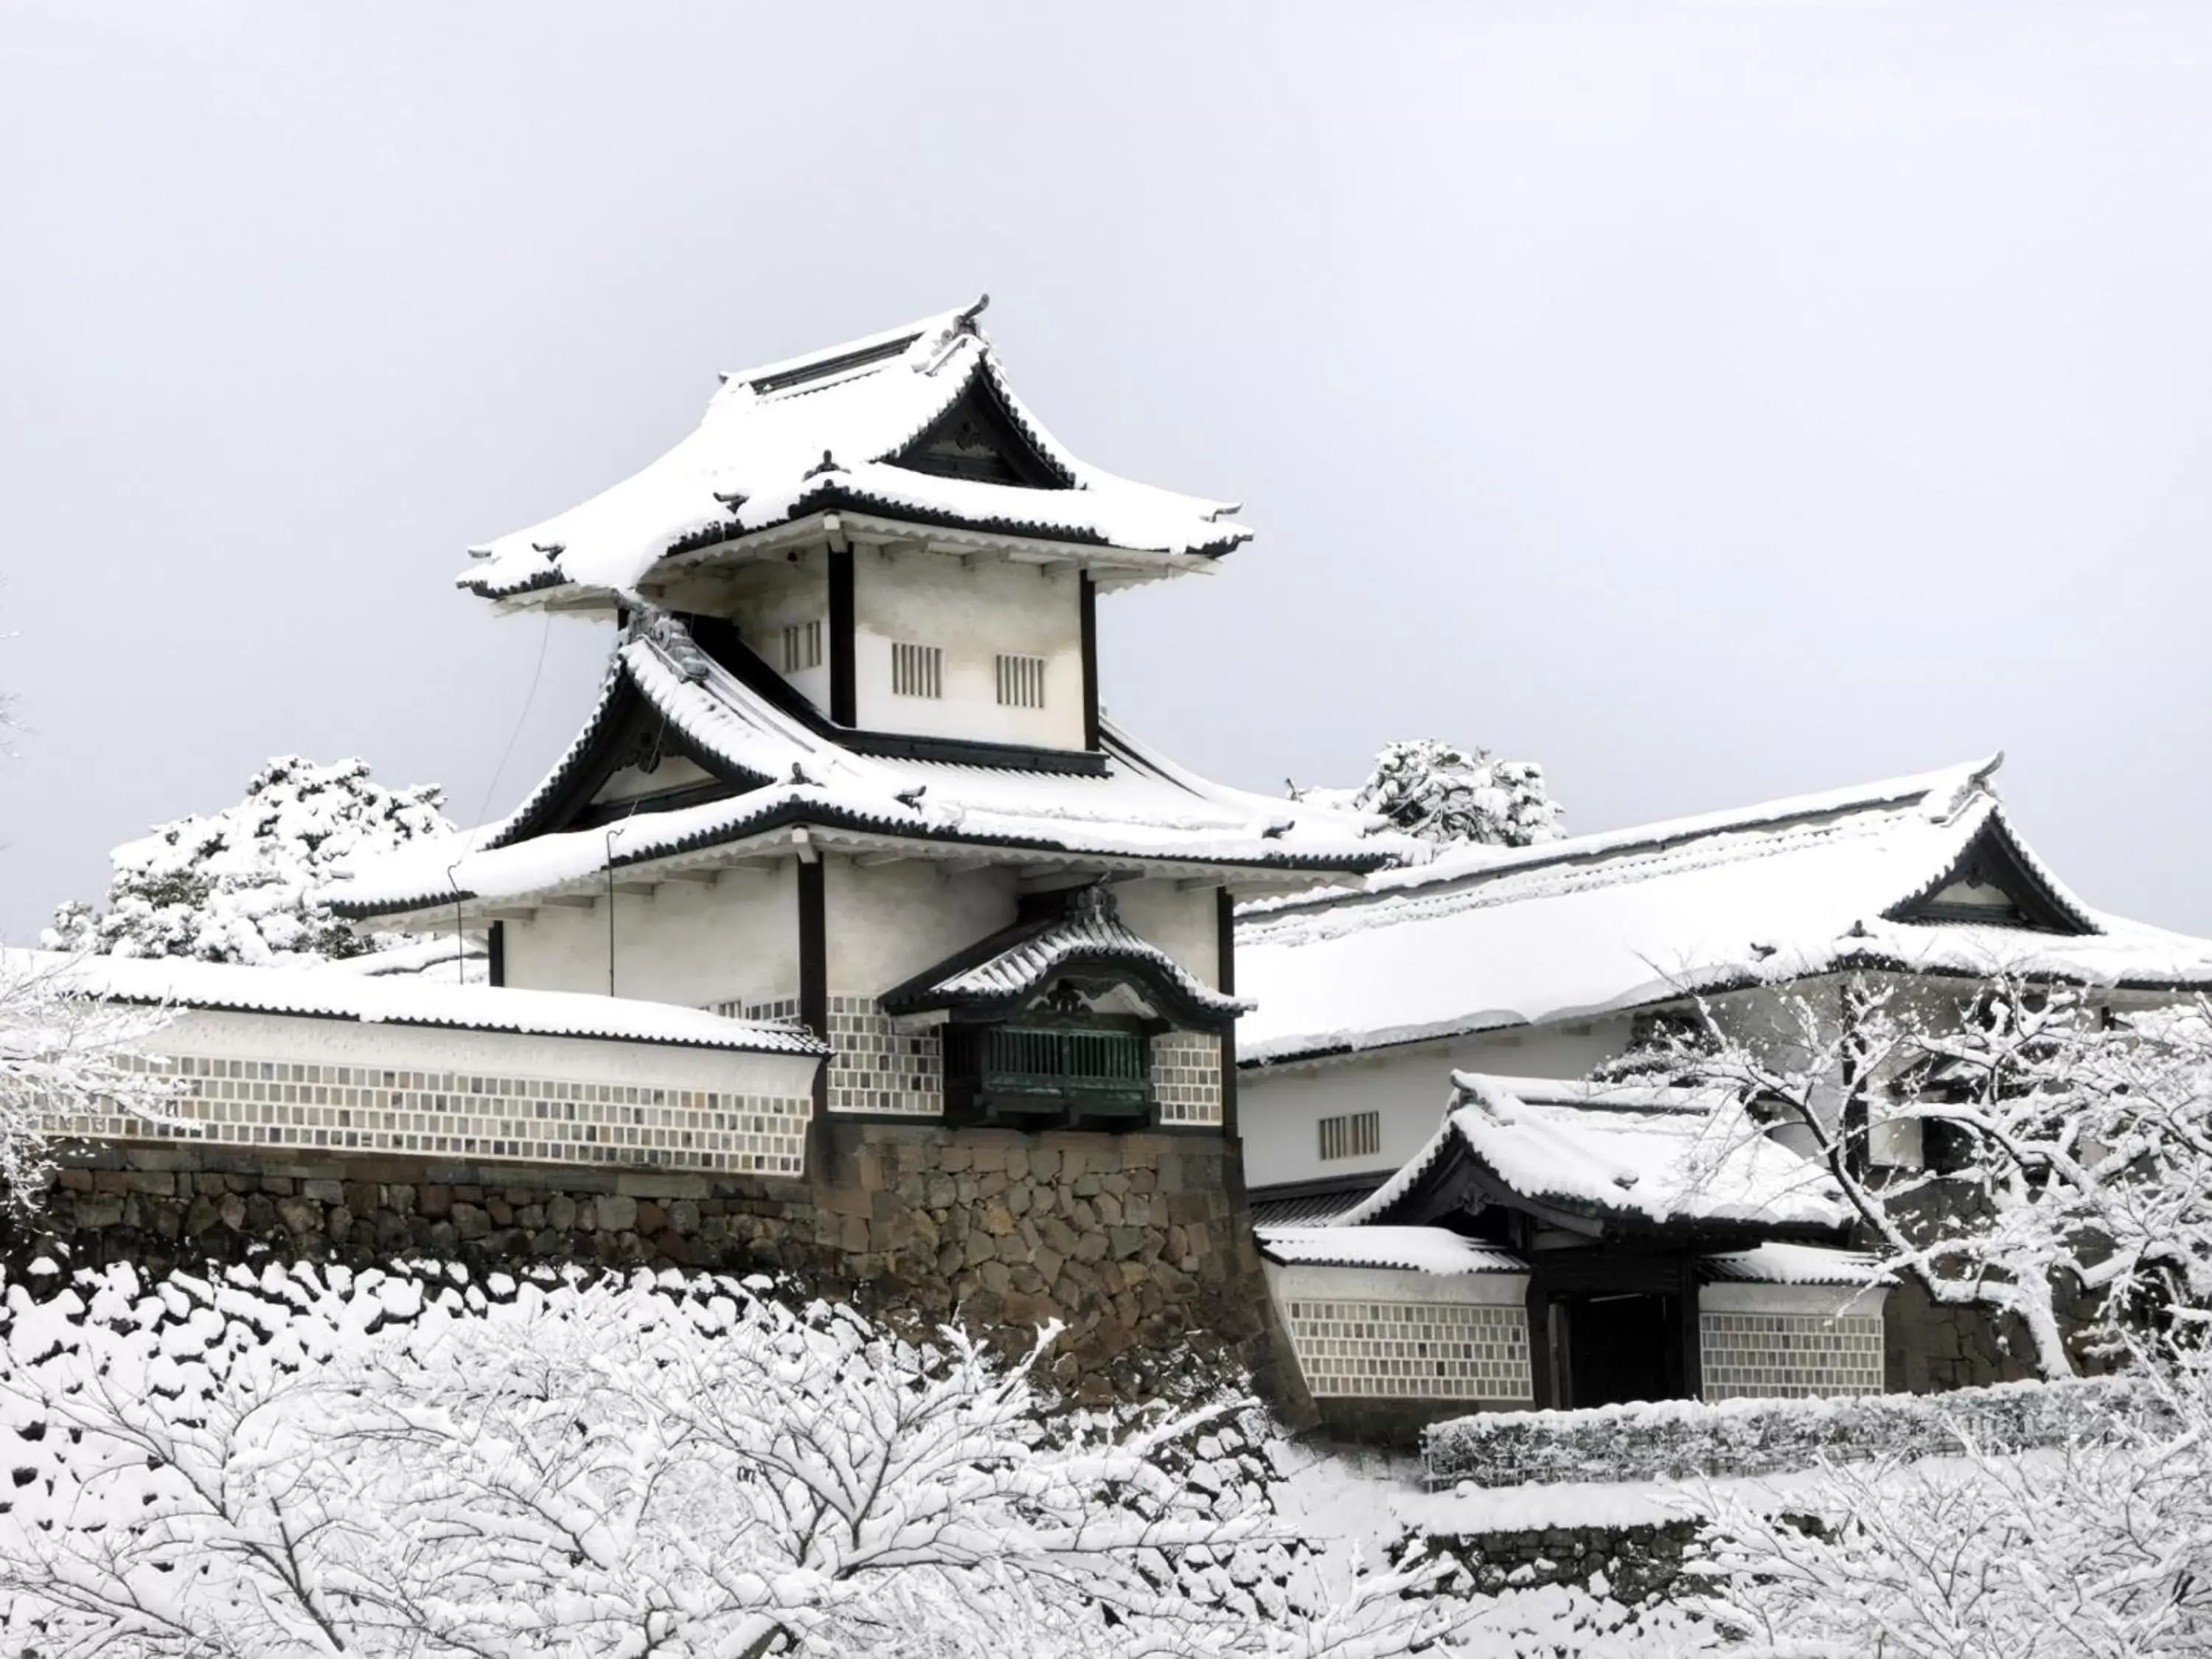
[
  {"x1": 995, "y1": 653, "x2": 1046, "y2": 709},
  {"x1": 781, "y1": 619, "x2": 822, "y2": 673},
  {"x1": 1318, "y1": 1110, "x2": 1381, "y2": 1161},
  {"x1": 891, "y1": 641, "x2": 943, "y2": 699}
]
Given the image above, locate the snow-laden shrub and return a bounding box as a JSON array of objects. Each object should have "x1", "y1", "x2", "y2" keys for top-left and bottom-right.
[
  {"x1": 0, "y1": 1259, "x2": 1471, "y2": 1658},
  {"x1": 0, "y1": 952, "x2": 181, "y2": 1210},
  {"x1": 1422, "y1": 1374, "x2": 2160, "y2": 1489},
  {"x1": 1293, "y1": 738, "x2": 1566, "y2": 849},
  {"x1": 1695, "y1": 1357, "x2": 2212, "y2": 1656},
  {"x1": 44, "y1": 755, "x2": 453, "y2": 966}
]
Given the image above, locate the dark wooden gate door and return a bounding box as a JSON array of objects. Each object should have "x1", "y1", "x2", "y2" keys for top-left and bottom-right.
[{"x1": 1565, "y1": 1292, "x2": 1680, "y2": 1408}]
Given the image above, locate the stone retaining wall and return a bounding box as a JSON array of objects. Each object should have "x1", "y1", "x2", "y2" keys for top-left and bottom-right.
[
  {"x1": 1420, "y1": 1520, "x2": 1702, "y2": 1606},
  {"x1": 7, "y1": 1120, "x2": 1302, "y2": 1415},
  {"x1": 811, "y1": 1121, "x2": 1301, "y2": 1409}
]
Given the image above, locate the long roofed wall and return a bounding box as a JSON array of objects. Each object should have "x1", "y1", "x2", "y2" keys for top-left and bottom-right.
[{"x1": 9, "y1": 953, "x2": 1298, "y2": 1411}]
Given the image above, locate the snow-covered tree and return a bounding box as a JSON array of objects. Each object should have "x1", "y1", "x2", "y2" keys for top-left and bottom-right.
[
  {"x1": 1651, "y1": 976, "x2": 2212, "y2": 1378},
  {"x1": 0, "y1": 952, "x2": 179, "y2": 1211},
  {"x1": 0, "y1": 1262, "x2": 1470, "y2": 1658},
  {"x1": 44, "y1": 756, "x2": 453, "y2": 966},
  {"x1": 1294, "y1": 740, "x2": 1565, "y2": 849},
  {"x1": 1696, "y1": 1353, "x2": 2212, "y2": 1657}
]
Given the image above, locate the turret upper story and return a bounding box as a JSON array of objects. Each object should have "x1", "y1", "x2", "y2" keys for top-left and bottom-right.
[
  {"x1": 333, "y1": 305, "x2": 1403, "y2": 999},
  {"x1": 459, "y1": 299, "x2": 1248, "y2": 758}
]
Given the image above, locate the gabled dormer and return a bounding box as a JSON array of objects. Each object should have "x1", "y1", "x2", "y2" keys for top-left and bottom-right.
[
  {"x1": 888, "y1": 377, "x2": 1075, "y2": 488},
  {"x1": 1885, "y1": 815, "x2": 2099, "y2": 935}
]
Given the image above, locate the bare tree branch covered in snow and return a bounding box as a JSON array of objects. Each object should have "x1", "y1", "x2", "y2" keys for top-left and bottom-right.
[
  {"x1": 1655, "y1": 975, "x2": 2212, "y2": 1378},
  {"x1": 1291, "y1": 739, "x2": 1565, "y2": 849},
  {"x1": 43, "y1": 756, "x2": 454, "y2": 967},
  {"x1": 1695, "y1": 1354, "x2": 2212, "y2": 1657},
  {"x1": 0, "y1": 1263, "x2": 1473, "y2": 1658},
  {"x1": 0, "y1": 953, "x2": 178, "y2": 1211}
]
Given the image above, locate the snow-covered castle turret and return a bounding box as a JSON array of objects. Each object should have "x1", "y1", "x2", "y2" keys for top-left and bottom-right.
[{"x1": 333, "y1": 302, "x2": 1399, "y2": 1174}]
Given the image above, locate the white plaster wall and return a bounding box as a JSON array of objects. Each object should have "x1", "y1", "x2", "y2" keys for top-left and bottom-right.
[
  {"x1": 1113, "y1": 878, "x2": 1222, "y2": 989},
  {"x1": 1700, "y1": 1281, "x2": 1889, "y2": 1318},
  {"x1": 826, "y1": 855, "x2": 1018, "y2": 994},
  {"x1": 852, "y1": 554, "x2": 1083, "y2": 746},
  {"x1": 1265, "y1": 1260, "x2": 1535, "y2": 1402},
  {"x1": 592, "y1": 755, "x2": 715, "y2": 806},
  {"x1": 1264, "y1": 1260, "x2": 1530, "y2": 1309},
  {"x1": 1238, "y1": 1018, "x2": 1631, "y2": 1190},
  {"x1": 712, "y1": 557, "x2": 832, "y2": 712},
  {"x1": 150, "y1": 1007, "x2": 822, "y2": 1103},
  {"x1": 499, "y1": 865, "x2": 801, "y2": 1010}
]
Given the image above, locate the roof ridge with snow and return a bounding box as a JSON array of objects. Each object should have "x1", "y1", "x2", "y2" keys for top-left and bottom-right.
[
  {"x1": 459, "y1": 301, "x2": 1249, "y2": 607},
  {"x1": 1241, "y1": 754, "x2": 2002, "y2": 929},
  {"x1": 1237, "y1": 757, "x2": 2212, "y2": 1067},
  {"x1": 6, "y1": 949, "x2": 827, "y2": 1056},
  {"x1": 879, "y1": 883, "x2": 1248, "y2": 1025},
  {"x1": 1326, "y1": 1071, "x2": 1851, "y2": 1234}
]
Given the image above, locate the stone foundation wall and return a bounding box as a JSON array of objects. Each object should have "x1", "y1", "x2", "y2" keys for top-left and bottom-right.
[
  {"x1": 8, "y1": 1141, "x2": 826, "y2": 1283},
  {"x1": 811, "y1": 1121, "x2": 1303, "y2": 1408},
  {"x1": 1422, "y1": 1520, "x2": 1702, "y2": 1606},
  {"x1": 8, "y1": 1123, "x2": 1304, "y2": 1415},
  {"x1": 1885, "y1": 1276, "x2": 2045, "y2": 1392},
  {"x1": 1871, "y1": 1186, "x2": 2102, "y2": 1392}
]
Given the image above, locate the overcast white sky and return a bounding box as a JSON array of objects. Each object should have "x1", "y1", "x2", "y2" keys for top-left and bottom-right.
[{"x1": 4, "y1": 2, "x2": 2210, "y2": 939}]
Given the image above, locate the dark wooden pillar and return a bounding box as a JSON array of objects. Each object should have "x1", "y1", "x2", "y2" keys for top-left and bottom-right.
[
  {"x1": 828, "y1": 549, "x2": 857, "y2": 727},
  {"x1": 798, "y1": 858, "x2": 830, "y2": 1172},
  {"x1": 486, "y1": 921, "x2": 505, "y2": 988},
  {"x1": 1216, "y1": 888, "x2": 1239, "y2": 1144},
  {"x1": 1525, "y1": 1281, "x2": 1556, "y2": 1409},
  {"x1": 1678, "y1": 1255, "x2": 1705, "y2": 1402},
  {"x1": 1079, "y1": 571, "x2": 1100, "y2": 749}
]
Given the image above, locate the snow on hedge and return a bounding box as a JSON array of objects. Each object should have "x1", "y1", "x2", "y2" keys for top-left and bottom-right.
[
  {"x1": 44, "y1": 756, "x2": 453, "y2": 966},
  {"x1": 1694, "y1": 1357, "x2": 2212, "y2": 1655},
  {"x1": 1422, "y1": 1374, "x2": 2159, "y2": 1489}
]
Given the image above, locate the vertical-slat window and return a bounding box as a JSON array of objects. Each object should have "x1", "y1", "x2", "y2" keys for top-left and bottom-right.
[
  {"x1": 781, "y1": 620, "x2": 822, "y2": 673},
  {"x1": 891, "y1": 641, "x2": 943, "y2": 699},
  {"x1": 995, "y1": 653, "x2": 1046, "y2": 709},
  {"x1": 1318, "y1": 1110, "x2": 1381, "y2": 1161}
]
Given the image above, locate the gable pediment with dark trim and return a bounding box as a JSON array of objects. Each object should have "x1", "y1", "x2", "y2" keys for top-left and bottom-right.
[
  {"x1": 519, "y1": 683, "x2": 765, "y2": 841},
  {"x1": 887, "y1": 376, "x2": 1075, "y2": 490},
  {"x1": 1885, "y1": 819, "x2": 2098, "y2": 935},
  {"x1": 880, "y1": 883, "x2": 1245, "y2": 1033}
]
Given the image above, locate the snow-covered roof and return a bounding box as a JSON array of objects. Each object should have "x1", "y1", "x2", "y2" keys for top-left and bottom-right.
[
  {"x1": 330, "y1": 610, "x2": 1399, "y2": 921},
  {"x1": 314, "y1": 936, "x2": 487, "y2": 981},
  {"x1": 10, "y1": 950, "x2": 827, "y2": 1056},
  {"x1": 1700, "y1": 1242, "x2": 1885, "y2": 1286},
  {"x1": 878, "y1": 883, "x2": 1246, "y2": 1026},
  {"x1": 1256, "y1": 1225, "x2": 1526, "y2": 1276},
  {"x1": 1335, "y1": 1073, "x2": 1850, "y2": 1235},
  {"x1": 1237, "y1": 757, "x2": 2212, "y2": 1066},
  {"x1": 1249, "y1": 1180, "x2": 1386, "y2": 1228},
  {"x1": 460, "y1": 300, "x2": 1248, "y2": 608}
]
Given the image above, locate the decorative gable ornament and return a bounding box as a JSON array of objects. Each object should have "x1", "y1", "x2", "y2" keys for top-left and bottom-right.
[
  {"x1": 880, "y1": 882, "x2": 1248, "y2": 1033},
  {"x1": 1885, "y1": 816, "x2": 2099, "y2": 935}
]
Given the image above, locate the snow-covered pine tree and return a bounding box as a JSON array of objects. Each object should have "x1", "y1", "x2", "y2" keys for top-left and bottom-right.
[
  {"x1": 1295, "y1": 738, "x2": 1566, "y2": 848},
  {"x1": 43, "y1": 757, "x2": 453, "y2": 966}
]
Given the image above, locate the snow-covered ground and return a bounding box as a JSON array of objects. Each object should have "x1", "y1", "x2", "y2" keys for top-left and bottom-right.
[{"x1": 3, "y1": 1256, "x2": 2197, "y2": 1656}]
